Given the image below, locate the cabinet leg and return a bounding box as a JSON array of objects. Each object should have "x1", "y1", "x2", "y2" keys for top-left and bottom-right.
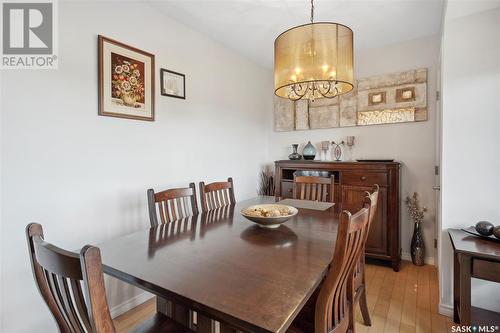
[{"x1": 392, "y1": 260, "x2": 400, "y2": 272}]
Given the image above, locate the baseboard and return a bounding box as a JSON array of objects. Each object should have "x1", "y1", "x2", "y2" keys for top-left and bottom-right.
[
  {"x1": 439, "y1": 302, "x2": 454, "y2": 317},
  {"x1": 110, "y1": 291, "x2": 154, "y2": 318},
  {"x1": 401, "y1": 252, "x2": 435, "y2": 265}
]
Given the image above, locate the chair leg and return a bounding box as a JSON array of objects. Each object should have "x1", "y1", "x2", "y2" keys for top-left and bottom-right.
[{"x1": 358, "y1": 286, "x2": 371, "y2": 326}]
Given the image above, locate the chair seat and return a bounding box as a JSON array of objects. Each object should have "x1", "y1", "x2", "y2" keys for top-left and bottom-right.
[{"x1": 131, "y1": 313, "x2": 195, "y2": 333}]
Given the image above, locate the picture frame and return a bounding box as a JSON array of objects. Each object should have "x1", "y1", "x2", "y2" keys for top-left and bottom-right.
[
  {"x1": 368, "y1": 91, "x2": 386, "y2": 106},
  {"x1": 396, "y1": 86, "x2": 416, "y2": 102},
  {"x1": 160, "y1": 68, "x2": 186, "y2": 99},
  {"x1": 98, "y1": 35, "x2": 155, "y2": 121}
]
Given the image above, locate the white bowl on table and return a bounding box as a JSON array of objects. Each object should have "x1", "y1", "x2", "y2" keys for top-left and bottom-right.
[{"x1": 240, "y1": 204, "x2": 298, "y2": 229}]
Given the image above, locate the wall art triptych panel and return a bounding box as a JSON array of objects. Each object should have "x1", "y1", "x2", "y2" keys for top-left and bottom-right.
[{"x1": 274, "y1": 68, "x2": 428, "y2": 132}]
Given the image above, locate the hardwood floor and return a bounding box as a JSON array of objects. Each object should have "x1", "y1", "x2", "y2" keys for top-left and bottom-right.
[{"x1": 114, "y1": 261, "x2": 454, "y2": 333}]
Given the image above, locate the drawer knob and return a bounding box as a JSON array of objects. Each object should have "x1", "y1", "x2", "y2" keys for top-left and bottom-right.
[{"x1": 360, "y1": 176, "x2": 367, "y2": 181}]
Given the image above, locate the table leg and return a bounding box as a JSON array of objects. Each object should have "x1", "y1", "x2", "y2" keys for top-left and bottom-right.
[
  {"x1": 219, "y1": 322, "x2": 238, "y2": 333},
  {"x1": 198, "y1": 313, "x2": 214, "y2": 332},
  {"x1": 156, "y1": 296, "x2": 242, "y2": 333},
  {"x1": 156, "y1": 296, "x2": 190, "y2": 327},
  {"x1": 172, "y1": 303, "x2": 190, "y2": 327},
  {"x1": 459, "y1": 254, "x2": 471, "y2": 325},
  {"x1": 453, "y1": 251, "x2": 460, "y2": 323},
  {"x1": 157, "y1": 296, "x2": 169, "y2": 316}
]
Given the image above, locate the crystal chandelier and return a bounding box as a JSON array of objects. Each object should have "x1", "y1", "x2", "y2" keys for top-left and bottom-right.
[{"x1": 274, "y1": 0, "x2": 354, "y2": 101}]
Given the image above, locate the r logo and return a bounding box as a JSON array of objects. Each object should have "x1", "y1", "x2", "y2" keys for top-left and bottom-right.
[{"x1": 2, "y1": 2, "x2": 53, "y2": 54}]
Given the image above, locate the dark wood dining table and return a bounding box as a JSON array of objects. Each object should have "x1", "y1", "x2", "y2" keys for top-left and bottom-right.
[{"x1": 98, "y1": 196, "x2": 340, "y2": 333}]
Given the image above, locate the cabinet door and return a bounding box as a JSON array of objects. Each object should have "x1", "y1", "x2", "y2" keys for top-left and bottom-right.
[
  {"x1": 341, "y1": 185, "x2": 388, "y2": 256},
  {"x1": 280, "y1": 181, "x2": 294, "y2": 199}
]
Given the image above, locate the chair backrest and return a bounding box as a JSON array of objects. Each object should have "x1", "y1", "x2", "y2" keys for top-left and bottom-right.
[
  {"x1": 314, "y1": 207, "x2": 370, "y2": 333},
  {"x1": 148, "y1": 183, "x2": 199, "y2": 227},
  {"x1": 26, "y1": 223, "x2": 115, "y2": 333},
  {"x1": 363, "y1": 184, "x2": 379, "y2": 237},
  {"x1": 148, "y1": 215, "x2": 198, "y2": 258},
  {"x1": 353, "y1": 185, "x2": 380, "y2": 285},
  {"x1": 199, "y1": 177, "x2": 236, "y2": 212},
  {"x1": 293, "y1": 175, "x2": 335, "y2": 202}
]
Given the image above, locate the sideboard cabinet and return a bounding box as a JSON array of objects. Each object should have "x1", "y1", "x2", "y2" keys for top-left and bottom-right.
[{"x1": 274, "y1": 160, "x2": 401, "y2": 271}]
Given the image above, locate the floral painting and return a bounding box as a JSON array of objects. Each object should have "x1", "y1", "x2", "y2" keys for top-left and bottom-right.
[
  {"x1": 98, "y1": 35, "x2": 155, "y2": 121},
  {"x1": 111, "y1": 53, "x2": 145, "y2": 109}
]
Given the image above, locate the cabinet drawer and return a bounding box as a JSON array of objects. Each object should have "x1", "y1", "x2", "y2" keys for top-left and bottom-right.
[
  {"x1": 342, "y1": 172, "x2": 388, "y2": 186},
  {"x1": 472, "y1": 259, "x2": 500, "y2": 283}
]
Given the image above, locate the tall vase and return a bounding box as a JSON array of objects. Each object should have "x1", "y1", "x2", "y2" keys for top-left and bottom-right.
[
  {"x1": 288, "y1": 144, "x2": 302, "y2": 160},
  {"x1": 410, "y1": 222, "x2": 425, "y2": 266}
]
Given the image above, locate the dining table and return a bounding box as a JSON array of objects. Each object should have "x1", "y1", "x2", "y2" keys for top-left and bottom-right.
[{"x1": 98, "y1": 196, "x2": 340, "y2": 333}]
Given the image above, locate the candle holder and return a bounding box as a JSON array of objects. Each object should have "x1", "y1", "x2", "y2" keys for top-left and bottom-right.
[
  {"x1": 331, "y1": 141, "x2": 345, "y2": 161},
  {"x1": 346, "y1": 136, "x2": 355, "y2": 161},
  {"x1": 321, "y1": 141, "x2": 330, "y2": 161}
]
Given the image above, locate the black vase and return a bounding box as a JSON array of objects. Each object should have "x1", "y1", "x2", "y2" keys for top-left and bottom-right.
[
  {"x1": 288, "y1": 144, "x2": 302, "y2": 160},
  {"x1": 411, "y1": 222, "x2": 425, "y2": 266}
]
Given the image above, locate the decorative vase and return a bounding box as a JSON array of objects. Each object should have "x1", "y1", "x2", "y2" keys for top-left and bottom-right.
[
  {"x1": 121, "y1": 93, "x2": 137, "y2": 106},
  {"x1": 302, "y1": 141, "x2": 316, "y2": 160},
  {"x1": 288, "y1": 144, "x2": 302, "y2": 160},
  {"x1": 410, "y1": 222, "x2": 425, "y2": 266}
]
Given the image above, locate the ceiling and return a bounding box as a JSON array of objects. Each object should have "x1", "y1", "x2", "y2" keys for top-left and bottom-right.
[
  {"x1": 446, "y1": 0, "x2": 500, "y2": 20},
  {"x1": 149, "y1": 0, "x2": 445, "y2": 68}
]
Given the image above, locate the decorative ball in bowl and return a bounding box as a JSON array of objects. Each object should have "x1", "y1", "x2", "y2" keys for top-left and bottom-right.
[
  {"x1": 494, "y1": 225, "x2": 500, "y2": 240},
  {"x1": 475, "y1": 221, "x2": 494, "y2": 236},
  {"x1": 240, "y1": 204, "x2": 298, "y2": 229}
]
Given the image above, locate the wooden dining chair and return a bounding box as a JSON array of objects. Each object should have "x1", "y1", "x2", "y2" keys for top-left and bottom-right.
[
  {"x1": 26, "y1": 223, "x2": 194, "y2": 333},
  {"x1": 287, "y1": 206, "x2": 370, "y2": 333},
  {"x1": 352, "y1": 184, "x2": 379, "y2": 327},
  {"x1": 293, "y1": 175, "x2": 335, "y2": 202},
  {"x1": 147, "y1": 183, "x2": 199, "y2": 227},
  {"x1": 199, "y1": 177, "x2": 236, "y2": 212}
]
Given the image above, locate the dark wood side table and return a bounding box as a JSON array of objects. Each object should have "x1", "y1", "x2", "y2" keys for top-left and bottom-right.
[{"x1": 448, "y1": 229, "x2": 500, "y2": 325}]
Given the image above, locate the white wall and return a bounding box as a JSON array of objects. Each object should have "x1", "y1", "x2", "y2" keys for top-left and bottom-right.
[
  {"x1": 267, "y1": 35, "x2": 441, "y2": 264},
  {"x1": 0, "y1": 1, "x2": 270, "y2": 332},
  {"x1": 440, "y1": 6, "x2": 500, "y2": 314}
]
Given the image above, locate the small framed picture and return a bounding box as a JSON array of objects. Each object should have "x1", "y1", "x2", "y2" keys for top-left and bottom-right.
[
  {"x1": 98, "y1": 35, "x2": 155, "y2": 121},
  {"x1": 160, "y1": 68, "x2": 185, "y2": 99},
  {"x1": 396, "y1": 86, "x2": 416, "y2": 102},
  {"x1": 368, "y1": 91, "x2": 386, "y2": 106}
]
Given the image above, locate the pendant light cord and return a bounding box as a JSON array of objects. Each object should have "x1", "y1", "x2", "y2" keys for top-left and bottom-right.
[{"x1": 310, "y1": 0, "x2": 315, "y2": 23}]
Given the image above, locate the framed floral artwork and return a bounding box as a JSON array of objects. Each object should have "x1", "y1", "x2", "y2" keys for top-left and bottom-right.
[
  {"x1": 98, "y1": 35, "x2": 155, "y2": 121},
  {"x1": 160, "y1": 68, "x2": 185, "y2": 99}
]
